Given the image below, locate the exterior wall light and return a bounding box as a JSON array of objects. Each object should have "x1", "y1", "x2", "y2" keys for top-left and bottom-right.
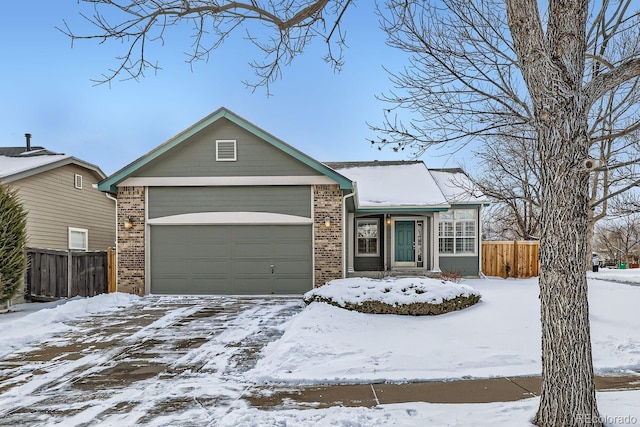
[
  {"x1": 123, "y1": 216, "x2": 134, "y2": 229},
  {"x1": 324, "y1": 216, "x2": 331, "y2": 228},
  {"x1": 386, "y1": 214, "x2": 391, "y2": 225}
]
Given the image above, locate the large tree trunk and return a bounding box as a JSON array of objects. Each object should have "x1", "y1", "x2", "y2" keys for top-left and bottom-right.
[
  {"x1": 533, "y1": 111, "x2": 601, "y2": 426},
  {"x1": 506, "y1": 1, "x2": 602, "y2": 424}
]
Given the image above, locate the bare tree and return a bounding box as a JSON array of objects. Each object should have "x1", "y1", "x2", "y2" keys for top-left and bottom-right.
[
  {"x1": 594, "y1": 214, "x2": 640, "y2": 264},
  {"x1": 474, "y1": 132, "x2": 542, "y2": 240},
  {"x1": 64, "y1": 0, "x2": 640, "y2": 425}
]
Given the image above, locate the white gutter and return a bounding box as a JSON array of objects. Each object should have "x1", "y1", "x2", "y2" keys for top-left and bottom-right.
[
  {"x1": 105, "y1": 192, "x2": 118, "y2": 292},
  {"x1": 342, "y1": 184, "x2": 357, "y2": 278}
]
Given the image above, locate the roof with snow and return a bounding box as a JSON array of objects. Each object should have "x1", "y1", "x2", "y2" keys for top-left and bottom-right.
[
  {"x1": 325, "y1": 161, "x2": 487, "y2": 211},
  {"x1": 0, "y1": 146, "x2": 106, "y2": 183},
  {"x1": 429, "y1": 168, "x2": 490, "y2": 204}
]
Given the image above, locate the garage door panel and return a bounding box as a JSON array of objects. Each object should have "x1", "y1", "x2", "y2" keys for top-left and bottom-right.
[{"x1": 151, "y1": 224, "x2": 312, "y2": 295}]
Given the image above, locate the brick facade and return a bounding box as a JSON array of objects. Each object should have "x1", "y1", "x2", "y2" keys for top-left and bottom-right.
[
  {"x1": 313, "y1": 184, "x2": 343, "y2": 287},
  {"x1": 117, "y1": 186, "x2": 145, "y2": 295}
]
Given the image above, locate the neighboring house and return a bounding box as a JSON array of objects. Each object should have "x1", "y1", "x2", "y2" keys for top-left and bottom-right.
[
  {"x1": 0, "y1": 142, "x2": 116, "y2": 254},
  {"x1": 98, "y1": 107, "x2": 488, "y2": 296}
]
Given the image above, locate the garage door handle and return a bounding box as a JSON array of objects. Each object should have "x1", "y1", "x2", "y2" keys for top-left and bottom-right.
[{"x1": 270, "y1": 264, "x2": 275, "y2": 273}]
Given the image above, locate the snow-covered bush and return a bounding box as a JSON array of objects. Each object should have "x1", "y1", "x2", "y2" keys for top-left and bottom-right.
[{"x1": 304, "y1": 277, "x2": 481, "y2": 315}]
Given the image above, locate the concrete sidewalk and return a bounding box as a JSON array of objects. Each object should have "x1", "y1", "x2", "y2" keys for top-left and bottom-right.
[{"x1": 247, "y1": 374, "x2": 640, "y2": 409}]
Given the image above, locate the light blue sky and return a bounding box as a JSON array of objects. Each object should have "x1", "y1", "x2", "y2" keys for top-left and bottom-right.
[{"x1": 1, "y1": 1, "x2": 472, "y2": 175}]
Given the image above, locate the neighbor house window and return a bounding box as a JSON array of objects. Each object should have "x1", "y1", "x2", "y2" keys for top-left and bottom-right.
[
  {"x1": 69, "y1": 227, "x2": 88, "y2": 251},
  {"x1": 356, "y1": 219, "x2": 379, "y2": 256},
  {"x1": 439, "y1": 209, "x2": 476, "y2": 254},
  {"x1": 216, "y1": 140, "x2": 237, "y2": 161}
]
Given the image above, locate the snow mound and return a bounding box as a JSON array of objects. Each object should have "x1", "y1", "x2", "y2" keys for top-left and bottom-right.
[{"x1": 304, "y1": 277, "x2": 481, "y2": 315}]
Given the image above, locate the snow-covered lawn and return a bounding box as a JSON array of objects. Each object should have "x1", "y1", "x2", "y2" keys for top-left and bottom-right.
[{"x1": 248, "y1": 276, "x2": 640, "y2": 384}]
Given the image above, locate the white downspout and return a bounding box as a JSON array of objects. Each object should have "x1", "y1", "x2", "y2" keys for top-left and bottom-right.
[
  {"x1": 478, "y1": 205, "x2": 486, "y2": 278},
  {"x1": 342, "y1": 185, "x2": 356, "y2": 278},
  {"x1": 105, "y1": 192, "x2": 118, "y2": 291}
]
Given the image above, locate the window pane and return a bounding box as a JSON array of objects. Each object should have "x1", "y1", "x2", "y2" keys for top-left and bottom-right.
[
  {"x1": 454, "y1": 209, "x2": 475, "y2": 220},
  {"x1": 69, "y1": 229, "x2": 87, "y2": 250},
  {"x1": 357, "y1": 221, "x2": 378, "y2": 238},
  {"x1": 358, "y1": 238, "x2": 377, "y2": 255},
  {"x1": 440, "y1": 211, "x2": 454, "y2": 220},
  {"x1": 439, "y1": 222, "x2": 454, "y2": 237},
  {"x1": 439, "y1": 237, "x2": 454, "y2": 253},
  {"x1": 455, "y1": 221, "x2": 475, "y2": 237},
  {"x1": 456, "y1": 238, "x2": 475, "y2": 254},
  {"x1": 356, "y1": 219, "x2": 379, "y2": 255}
]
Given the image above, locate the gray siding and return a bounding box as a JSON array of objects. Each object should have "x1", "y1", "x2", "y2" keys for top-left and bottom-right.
[
  {"x1": 7, "y1": 165, "x2": 115, "y2": 251},
  {"x1": 439, "y1": 256, "x2": 480, "y2": 276},
  {"x1": 148, "y1": 186, "x2": 311, "y2": 219},
  {"x1": 150, "y1": 224, "x2": 312, "y2": 294},
  {"x1": 136, "y1": 118, "x2": 322, "y2": 178}
]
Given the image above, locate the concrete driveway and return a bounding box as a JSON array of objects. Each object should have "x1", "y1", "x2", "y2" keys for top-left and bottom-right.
[{"x1": 0, "y1": 296, "x2": 304, "y2": 426}]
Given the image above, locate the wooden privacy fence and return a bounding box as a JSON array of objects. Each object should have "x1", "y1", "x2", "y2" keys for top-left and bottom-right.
[
  {"x1": 26, "y1": 248, "x2": 113, "y2": 299},
  {"x1": 482, "y1": 241, "x2": 540, "y2": 278}
]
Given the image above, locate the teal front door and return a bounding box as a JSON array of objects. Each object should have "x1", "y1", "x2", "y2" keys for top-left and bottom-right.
[{"x1": 395, "y1": 221, "x2": 415, "y2": 263}]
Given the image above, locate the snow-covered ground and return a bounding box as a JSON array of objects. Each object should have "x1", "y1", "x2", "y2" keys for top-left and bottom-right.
[
  {"x1": 249, "y1": 276, "x2": 640, "y2": 384},
  {"x1": 1, "y1": 271, "x2": 639, "y2": 426},
  {"x1": 0, "y1": 293, "x2": 140, "y2": 359},
  {"x1": 588, "y1": 266, "x2": 640, "y2": 284}
]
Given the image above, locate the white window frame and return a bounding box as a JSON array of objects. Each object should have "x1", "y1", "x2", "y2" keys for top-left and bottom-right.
[
  {"x1": 216, "y1": 139, "x2": 237, "y2": 161},
  {"x1": 68, "y1": 227, "x2": 88, "y2": 251},
  {"x1": 356, "y1": 219, "x2": 380, "y2": 257},
  {"x1": 438, "y1": 209, "x2": 477, "y2": 255},
  {"x1": 74, "y1": 174, "x2": 83, "y2": 189}
]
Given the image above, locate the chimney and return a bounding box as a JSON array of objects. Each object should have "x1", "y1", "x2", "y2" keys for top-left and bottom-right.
[{"x1": 25, "y1": 133, "x2": 32, "y2": 151}]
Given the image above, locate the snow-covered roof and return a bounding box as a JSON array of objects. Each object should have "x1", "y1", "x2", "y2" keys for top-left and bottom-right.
[
  {"x1": 327, "y1": 161, "x2": 450, "y2": 208},
  {"x1": 0, "y1": 154, "x2": 71, "y2": 179},
  {"x1": 429, "y1": 169, "x2": 489, "y2": 204},
  {"x1": 0, "y1": 148, "x2": 106, "y2": 182},
  {"x1": 324, "y1": 161, "x2": 488, "y2": 210}
]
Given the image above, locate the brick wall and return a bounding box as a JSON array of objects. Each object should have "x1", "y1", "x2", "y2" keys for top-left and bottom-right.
[
  {"x1": 117, "y1": 186, "x2": 145, "y2": 295},
  {"x1": 313, "y1": 184, "x2": 343, "y2": 287}
]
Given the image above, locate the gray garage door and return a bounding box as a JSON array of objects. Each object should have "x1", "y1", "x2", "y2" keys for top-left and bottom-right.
[{"x1": 150, "y1": 224, "x2": 312, "y2": 295}]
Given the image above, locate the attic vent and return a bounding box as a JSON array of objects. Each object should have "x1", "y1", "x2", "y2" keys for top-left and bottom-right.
[
  {"x1": 216, "y1": 140, "x2": 237, "y2": 161},
  {"x1": 74, "y1": 174, "x2": 83, "y2": 189}
]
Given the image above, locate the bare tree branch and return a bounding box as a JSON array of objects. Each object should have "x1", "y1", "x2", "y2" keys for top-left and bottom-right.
[{"x1": 60, "y1": 0, "x2": 353, "y2": 93}]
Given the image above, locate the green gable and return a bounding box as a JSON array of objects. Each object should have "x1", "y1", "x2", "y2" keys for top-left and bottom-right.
[{"x1": 98, "y1": 107, "x2": 353, "y2": 193}]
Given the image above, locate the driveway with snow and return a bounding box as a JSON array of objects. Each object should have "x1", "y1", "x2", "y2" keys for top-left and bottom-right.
[{"x1": 0, "y1": 296, "x2": 304, "y2": 426}]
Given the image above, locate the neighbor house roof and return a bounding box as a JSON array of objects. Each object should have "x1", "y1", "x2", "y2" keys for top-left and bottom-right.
[
  {"x1": 326, "y1": 161, "x2": 451, "y2": 212},
  {"x1": 98, "y1": 107, "x2": 354, "y2": 193},
  {"x1": 0, "y1": 147, "x2": 106, "y2": 183}
]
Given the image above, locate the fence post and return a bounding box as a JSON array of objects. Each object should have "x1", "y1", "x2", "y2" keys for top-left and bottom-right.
[
  {"x1": 67, "y1": 251, "x2": 73, "y2": 298},
  {"x1": 513, "y1": 240, "x2": 519, "y2": 278}
]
